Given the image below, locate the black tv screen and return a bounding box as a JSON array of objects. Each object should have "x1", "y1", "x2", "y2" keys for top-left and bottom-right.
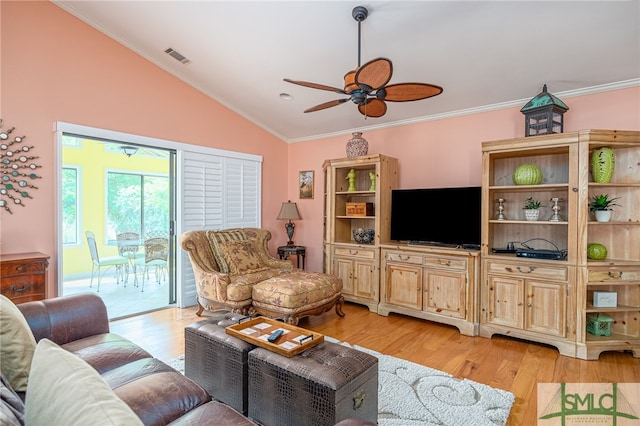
[{"x1": 390, "y1": 186, "x2": 481, "y2": 248}]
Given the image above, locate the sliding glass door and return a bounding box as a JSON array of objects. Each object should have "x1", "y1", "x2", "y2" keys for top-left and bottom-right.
[
  {"x1": 60, "y1": 135, "x2": 176, "y2": 319},
  {"x1": 56, "y1": 121, "x2": 262, "y2": 315}
]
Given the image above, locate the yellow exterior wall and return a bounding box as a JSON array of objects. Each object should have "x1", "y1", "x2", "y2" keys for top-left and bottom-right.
[{"x1": 62, "y1": 141, "x2": 169, "y2": 277}]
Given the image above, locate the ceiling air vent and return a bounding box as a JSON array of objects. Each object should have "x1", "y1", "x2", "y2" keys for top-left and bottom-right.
[{"x1": 164, "y1": 48, "x2": 191, "y2": 65}]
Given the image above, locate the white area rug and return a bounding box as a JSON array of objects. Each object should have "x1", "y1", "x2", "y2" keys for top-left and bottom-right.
[{"x1": 169, "y1": 343, "x2": 514, "y2": 426}]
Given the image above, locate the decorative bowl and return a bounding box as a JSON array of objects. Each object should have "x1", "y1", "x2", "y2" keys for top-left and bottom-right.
[{"x1": 353, "y1": 228, "x2": 375, "y2": 244}]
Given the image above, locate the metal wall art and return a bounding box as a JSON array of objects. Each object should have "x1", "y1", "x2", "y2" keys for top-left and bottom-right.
[{"x1": 0, "y1": 119, "x2": 41, "y2": 214}]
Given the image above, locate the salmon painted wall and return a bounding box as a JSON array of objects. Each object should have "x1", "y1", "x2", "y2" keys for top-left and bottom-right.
[
  {"x1": 2, "y1": 2, "x2": 639, "y2": 290},
  {"x1": 289, "y1": 86, "x2": 640, "y2": 271},
  {"x1": 1, "y1": 1, "x2": 290, "y2": 295}
]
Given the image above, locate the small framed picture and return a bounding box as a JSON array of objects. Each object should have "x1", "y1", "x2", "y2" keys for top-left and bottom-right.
[{"x1": 299, "y1": 171, "x2": 314, "y2": 199}]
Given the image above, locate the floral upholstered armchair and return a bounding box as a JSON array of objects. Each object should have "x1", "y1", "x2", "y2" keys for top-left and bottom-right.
[{"x1": 180, "y1": 228, "x2": 294, "y2": 315}]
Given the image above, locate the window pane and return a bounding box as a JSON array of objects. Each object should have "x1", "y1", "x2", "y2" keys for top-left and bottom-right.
[
  {"x1": 107, "y1": 172, "x2": 142, "y2": 240},
  {"x1": 106, "y1": 172, "x2": 169, "y2": 241},
  {"x1": 143, "y1": 175, "x2": 170, "y2": 238},
  {"x1": 62, "y1": 167, "x2": 79, "y2": 244}
]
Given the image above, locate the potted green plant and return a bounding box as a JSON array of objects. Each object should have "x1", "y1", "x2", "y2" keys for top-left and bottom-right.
[
  {"x1": 589, "y1": 194, "x2": 620, "y2": 222},
  {"x1": 523, "y1": 197, "x2": 543, "y2": 221}
]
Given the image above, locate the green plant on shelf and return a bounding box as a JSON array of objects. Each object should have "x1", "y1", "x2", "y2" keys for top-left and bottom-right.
[
  {"x1": 588, "y1": 194, "x2": 619, "y2": 212},
  {"x1": 523, "y1": 197, "x2": 542, "y2": 210}
]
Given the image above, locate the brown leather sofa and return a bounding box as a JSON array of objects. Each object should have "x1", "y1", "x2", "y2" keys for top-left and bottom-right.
[
  {"x1": 14, "y1": 293, "x2": 257, "y2": 426},
  {"x1": 5, "y1": 294, "x2": 371, "y2": 426}
]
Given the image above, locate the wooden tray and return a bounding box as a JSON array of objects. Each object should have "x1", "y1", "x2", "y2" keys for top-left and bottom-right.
[{"x1": 226, "y1": 316, "x2": 324, "y2": 357}]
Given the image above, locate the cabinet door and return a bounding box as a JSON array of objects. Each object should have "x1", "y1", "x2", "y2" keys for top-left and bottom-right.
[
  {"x1": 487, "y1": 275, "x2": 524, "y2": 329},
  {"x1": 354, "y1": 259, "x2": 376, "y2": 299},
  {"x1": 525, "y1": 280, "x2": 566, "y2": 337},
  {"x1": 424, "y1": 270, "x2": 466, "y2": 318},
  {"x1": 333, "y1": 257, "x2": 354, "y2": 296},
  {"x1": 384, "y1": 263, "x2": 422, "y2": 310}
]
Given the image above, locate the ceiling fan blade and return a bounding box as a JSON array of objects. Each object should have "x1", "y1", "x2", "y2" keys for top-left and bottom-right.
[
  {"x1": 304, "y1": 98, "x2": 350, "y2": 113},
  {"x1": 354, "y1": 58, "x2": 392, "y2": 90},
  {"x1": 283, "y1": 79, "x2": 346, "y2": 94},
  {"x1": 383, "y1": 83, "x2": 443, "y2": 102},
  {"x1": 358, "y1": 99, "x2": 387, "y2": 118}
]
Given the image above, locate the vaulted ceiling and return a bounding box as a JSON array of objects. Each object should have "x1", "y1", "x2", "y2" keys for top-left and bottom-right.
[{"x1": 54, "y1": 1, "x2": 640, "y2": 142}]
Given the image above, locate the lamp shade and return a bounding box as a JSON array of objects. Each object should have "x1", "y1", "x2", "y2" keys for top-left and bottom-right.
[{"x1": 277, "y1": 201, "x2": 301, "y2": 221}]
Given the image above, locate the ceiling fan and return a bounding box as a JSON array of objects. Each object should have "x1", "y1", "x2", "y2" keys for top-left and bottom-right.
[{"x1": 284, "y1": 6, "x2": 443, "y2": 118}]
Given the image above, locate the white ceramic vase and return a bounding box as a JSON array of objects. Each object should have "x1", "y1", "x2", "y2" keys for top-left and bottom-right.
[
  {"x1": 595, "y1": 210, "x2": 612, "y2": 222},
  {"x1": 524, "y1": 209, "x2": 540, "y2": 221}
]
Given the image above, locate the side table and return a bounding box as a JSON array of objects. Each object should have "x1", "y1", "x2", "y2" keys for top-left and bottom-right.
[
  {"x1": 277, "y1": 245, "x2": 306, "y2": 270},
  {"x1": 0, "y1": 252, "x2": 50, "y2": 304}
]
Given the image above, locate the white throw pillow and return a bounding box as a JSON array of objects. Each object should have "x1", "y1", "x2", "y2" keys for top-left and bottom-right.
[
  {"x1": 25, "y1": 339, "x2": 143, "y2": 426},
  {"x1": 0, "y1": 294, "x2": 37, "y2": 391}
]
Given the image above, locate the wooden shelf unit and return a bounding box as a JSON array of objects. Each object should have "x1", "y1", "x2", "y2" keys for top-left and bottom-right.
[
  {"x1": 480, "y1": 129, "x2": 640, "y2": 359},
  {"x1": 323, "y1": 154, "x2": 398, "y2": 312}
]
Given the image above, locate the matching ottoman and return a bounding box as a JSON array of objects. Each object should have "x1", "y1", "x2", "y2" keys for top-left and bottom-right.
[
  {"x1": 247, "y1": 341, "x2": 378, "y2": 426},
  {"x1": 185, "y1": 312, "x2": 255, "y2": 414},
  {"x1": 251, "y1": 271, "x2": 345, "y2": 325}
]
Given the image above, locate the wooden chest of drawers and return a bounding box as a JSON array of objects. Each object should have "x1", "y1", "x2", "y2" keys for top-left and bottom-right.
[{"x1": 0, "y1": 252, "x2": 50, "y2": 304}]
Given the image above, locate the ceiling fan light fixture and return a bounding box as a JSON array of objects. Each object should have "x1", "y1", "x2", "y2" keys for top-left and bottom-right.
[
  {"x1": 121, "y1": 145, "x2": 138, "y2": 157},
  {"x1": 343, "y1": 70, "x2": 358, "y2": 92}
]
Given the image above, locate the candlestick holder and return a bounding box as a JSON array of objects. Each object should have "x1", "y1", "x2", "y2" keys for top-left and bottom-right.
[
  {"x1": 548, "y1": 197, "x2": 563, "y2": 222},
  {"x1": 495, "y1": 198, "x2": 507, "y2": 221}
]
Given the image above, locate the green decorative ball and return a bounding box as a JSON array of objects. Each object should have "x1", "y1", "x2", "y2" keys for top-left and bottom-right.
[
  {"x1": 591, "y1": 147, "x2": 615, "y2": 183},
  {"x1": 587, "y1": 243, "x2": 608, "y2": 260},
  {"x1": 513, "y1": 164, "x2": 543, "y2": 185}
]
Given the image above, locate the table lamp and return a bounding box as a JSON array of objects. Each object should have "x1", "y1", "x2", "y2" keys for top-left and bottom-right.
[{"x1": 277, "y1": 201, "x2": 301, "y2": 246}]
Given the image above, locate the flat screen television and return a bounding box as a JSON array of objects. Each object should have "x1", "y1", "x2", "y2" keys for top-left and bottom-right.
[{"x1": 390, "y1": 186, "x2": 481, "y2": 249}]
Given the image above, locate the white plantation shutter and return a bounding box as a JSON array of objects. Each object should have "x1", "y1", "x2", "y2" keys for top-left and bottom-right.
[
  {"x1": 182, "y1": 154, "x2": 224, "y2": 230},
  {"x1": 224, "y1": 158, "x2": 260, "y2": 228},
  {"x1": 178, "y1": 149, "x2": 262, "y2": 307}
]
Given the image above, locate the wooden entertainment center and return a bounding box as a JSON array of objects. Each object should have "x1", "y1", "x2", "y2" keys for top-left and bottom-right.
[
  {"x1": 322, "y1": 129, "x2": 639, "y2": 360},
  {"x1": 378, "y1": 244, "x2": 480, "y2": 336},
  {"x1": 322, "y1": 154, "x2": 480, "y2": 336}
]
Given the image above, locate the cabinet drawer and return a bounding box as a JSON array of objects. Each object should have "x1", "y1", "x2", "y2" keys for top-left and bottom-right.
[
  {"x1": 334, "y1": 247, "x2": 376, "y2": 260},
  {"x1": 0, "y1": 261, "x2": 46, "y2": 276},
  {"x1": 385, "y1": 252, "x2": 423, "y2": 265},
  {"x1": 0, "y1": 277, "x2": 45, "y2": 299},
  {"x1": 588, "y1": 268, "x2": 640, "y2": 283},
  {"x1": 486, "y1": 260, "x2": 568, "y2": 281},
  {"x1": 423, "y1": 256, "x2": 467, "y2": 270},
  {"x1": 384, "y1": 252, "x2": 468, "y2": 270}
]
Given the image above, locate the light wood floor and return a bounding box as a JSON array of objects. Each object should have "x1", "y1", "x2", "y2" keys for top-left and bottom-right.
[{"x1": 110, "y1": 302, "x2": 640, "y2": 426}]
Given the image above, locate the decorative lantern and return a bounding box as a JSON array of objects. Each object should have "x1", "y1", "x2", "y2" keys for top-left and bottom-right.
[{"x1": 520, "y1": 84, "x2": 569, "y2": 137}]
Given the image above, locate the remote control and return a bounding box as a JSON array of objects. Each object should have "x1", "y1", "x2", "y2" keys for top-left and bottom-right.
[{"x1": 267, "y1": 329, "x2": 284, "y2": 343}]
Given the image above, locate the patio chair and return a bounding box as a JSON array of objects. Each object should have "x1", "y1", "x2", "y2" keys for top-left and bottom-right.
[
  {"x1": 116, "y1": 232, "x2": 143, "y2": 259},
  {"x1": 116, "y1": 232, "x2": 144, "y2": 282},
  {"x1": 85, "y1": 230, "x2": 129, "y2": 291},
  {"x1": 134, "y1": 237, "x2": 169, "y2": 292}
]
